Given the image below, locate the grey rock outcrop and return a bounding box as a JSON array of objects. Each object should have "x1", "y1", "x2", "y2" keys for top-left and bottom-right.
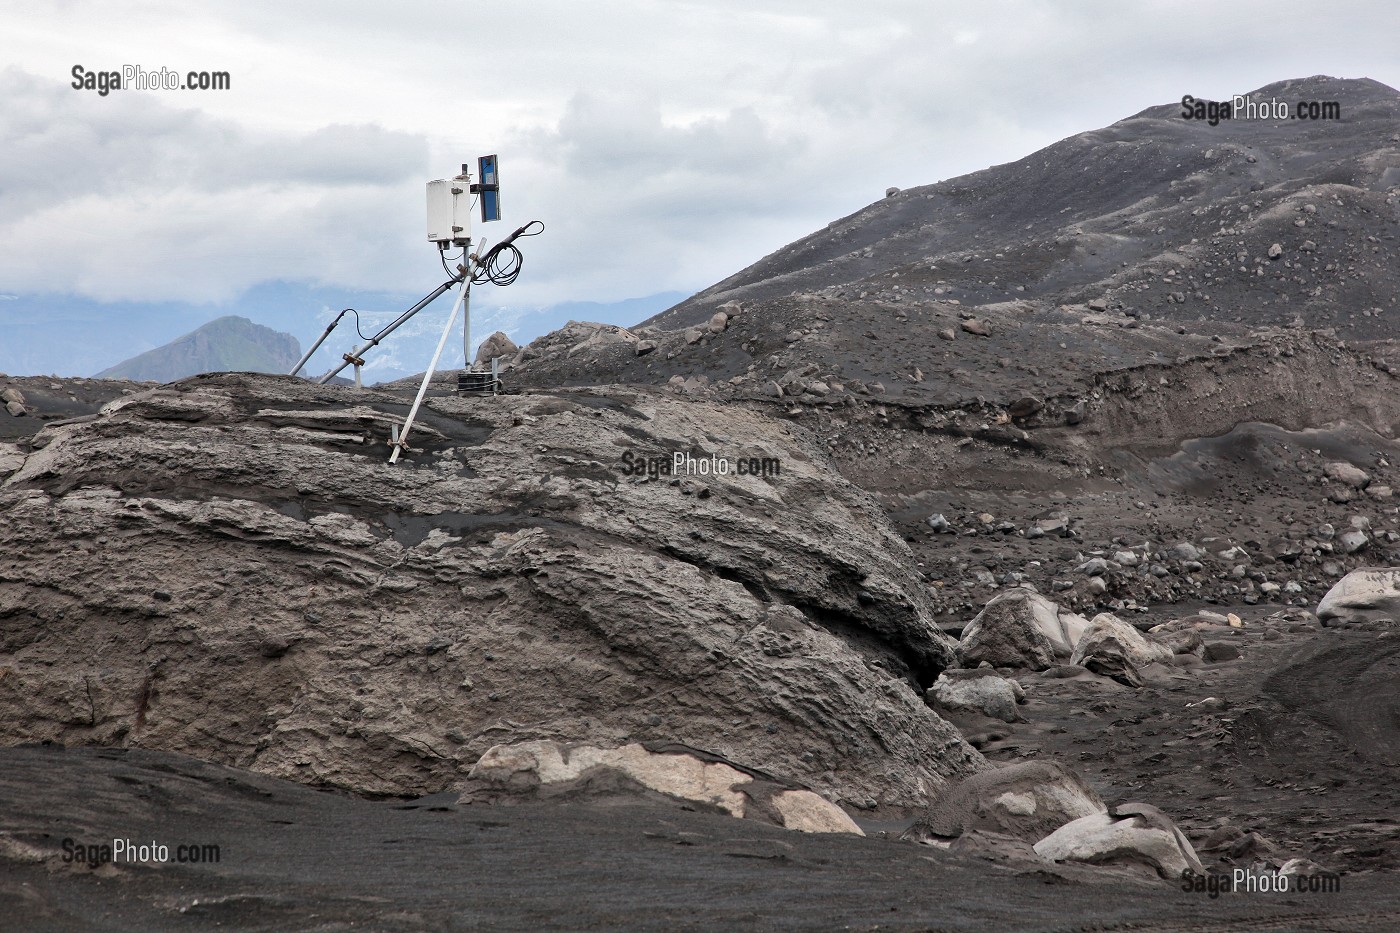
[
  {"x1": 0, "y1": 443, "x2": 23, "y2": 478},
  {"x1": 0, "y1": 373, "x2": 978, "y2": 809}
]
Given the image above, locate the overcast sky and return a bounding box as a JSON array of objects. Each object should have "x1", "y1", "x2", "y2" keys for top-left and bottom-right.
[{"x1": 2, "y1": 0, "x2": 1396, "y2": 319}]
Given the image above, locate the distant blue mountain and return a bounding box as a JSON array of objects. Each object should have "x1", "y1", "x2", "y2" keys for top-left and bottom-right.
[
  {"x1": 95, "y1": 316, "x2": 300, "y2": 382},
  {"x1": 0, "y1": 284, "x2": 688, "y2": 383}
]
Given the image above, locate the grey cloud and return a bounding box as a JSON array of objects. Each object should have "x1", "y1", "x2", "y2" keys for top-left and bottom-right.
[
  {"x1": 0, "y1": 69, "x2": 425, "y2": 211},
  {"x1": 3, "y1": 1, "x2": 1397, "y2": 315},
  {"x1": 0, "y1": 67, "x2": 431, "y2": 302}
]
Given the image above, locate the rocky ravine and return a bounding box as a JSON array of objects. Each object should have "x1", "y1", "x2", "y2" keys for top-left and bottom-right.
[{"x1": 0, "y1": 372, "x2": 981, "y2": 811}]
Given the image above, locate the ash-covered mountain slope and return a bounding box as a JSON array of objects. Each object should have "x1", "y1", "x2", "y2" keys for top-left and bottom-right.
[
  {"x1": 503, "y1": 77, "x2": 1398, "y2": 412},
  {"x1": 0, "y1": 373, "x2": 979, "y2": 810},
  {"x1": 655, "y1": 75, "x2": 1399, "y2": 337},
  {"x1": 491, "y1": 76, "x2": 1400, "y2": 621}
]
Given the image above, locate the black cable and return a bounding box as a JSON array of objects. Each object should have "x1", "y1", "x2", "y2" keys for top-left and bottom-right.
[
  {"x1": 439, "y1": 245, "x2": 467, "y2": 280},
  {"x1": 329, "y1": 308, "x2": 371, "y2": 341},
  {"x1": 470, "y1": 220, "x2": 544, "y2": 287}
]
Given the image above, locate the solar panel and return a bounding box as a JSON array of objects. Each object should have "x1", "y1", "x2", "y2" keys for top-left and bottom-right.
[{"x1": 478, "y1": 154, "x2": 500, "y2": 223}]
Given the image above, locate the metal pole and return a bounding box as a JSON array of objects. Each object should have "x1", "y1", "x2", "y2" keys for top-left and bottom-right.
[
  {"x1": 288, "y1": 311, "x2": 346, "y2": 377},
  {"x1": 390, "y1": 281, "x2": 470, "y2": 464},
  {"x1": 463, "y1": 281, "x2": 472, "y2": 371},
  {"x1": 315, "y1": 277, "x2": 460, "y2": 385}
]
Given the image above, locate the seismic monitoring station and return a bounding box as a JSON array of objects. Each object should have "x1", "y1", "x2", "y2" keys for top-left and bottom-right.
[{"x1": 288, "y1": 156, "x2": 543, "y2": 463}]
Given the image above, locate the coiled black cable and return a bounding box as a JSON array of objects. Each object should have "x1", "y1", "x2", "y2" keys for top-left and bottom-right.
[{"x1": 470, "y1": 220, "x2": 544, "y2": 287}]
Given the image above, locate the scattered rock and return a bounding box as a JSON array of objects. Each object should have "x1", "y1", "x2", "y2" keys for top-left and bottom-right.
[
  {"x1": 1032, "y1": 513, "x2": 1071, "y2": 537},
  {"x1": 1153, "y1": 625, "x2": 1204, "y2": 657},
  {"x1": 707, "y1": 312, "x2": 729, "y2": 334},
  {"x1": 1323, "y1": 461, "x2": 1370, "y2": 488},
  {"x1": 257, "y1": 635, "x2": 294, "y2": 659},
  {"x1": 1338, "y1": 530, "x2": 1369, "y2": 554},
  {"x1": 1201, "y1": 823, "x2": 1280, "y2": 861},
  {"x1": 961, "y1": 319, "x2": 992, "y2": 337},
  {"x1": 1006, "y1": 396, "x2": 1043, "y2": 419},
  {"x1": 1070, "y1": 613, "x2": 1173, "y2": 687},
  {"x1": 1170, "y1": 542, "x2": 1202, "y2": 561},
  {"x1": 1202, "y1": 642, "x2": 1241, "y2": 663},
  {"x1": 1279, "y1": 857, "x2": 1339, "y2": 882}
]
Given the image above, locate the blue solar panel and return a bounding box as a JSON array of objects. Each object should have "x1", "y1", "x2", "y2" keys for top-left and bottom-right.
[{"x1": 479, "y1": 154, "x2": 500, "y2": 222}]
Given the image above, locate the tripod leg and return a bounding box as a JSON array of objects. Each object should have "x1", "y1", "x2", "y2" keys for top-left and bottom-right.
[{"x1": 390, "y1": 282, "x2": 470, "y2": 464}]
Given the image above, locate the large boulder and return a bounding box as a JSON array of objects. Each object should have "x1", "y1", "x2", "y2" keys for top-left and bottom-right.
[
  {"x1": 927, "y1": 670, "x2": 1026, "y2": 723},
  {"x1": 1317, "y1": 567, "x2": 1400, "y2": 623},
  {"x1": 903, "y1": 760, "x2": 1105, "y2": 844},
  {"x1": 1071, "y1": 613, "x2": 1173, "y2": 686},
  {"x1": 0, "y1": 374, "x2": 978, "y2": 810},
  {"x1": 463, "y1": 740, "x2": 863, "y2": 835},
  {"x1": 1034, "y1": 802, "x2": 1204, "y2": 881},
  {"x1": 957, "y1": 587, "x2": 1090, "y2": 670},
  {"x1": 473, "y1": 330, "x2": 519, "y2": 364}
]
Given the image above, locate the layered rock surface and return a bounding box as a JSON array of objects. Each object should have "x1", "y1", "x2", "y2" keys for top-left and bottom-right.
[{"x1": 0, "y1": 373, "x2": 980, "y2": 809}]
